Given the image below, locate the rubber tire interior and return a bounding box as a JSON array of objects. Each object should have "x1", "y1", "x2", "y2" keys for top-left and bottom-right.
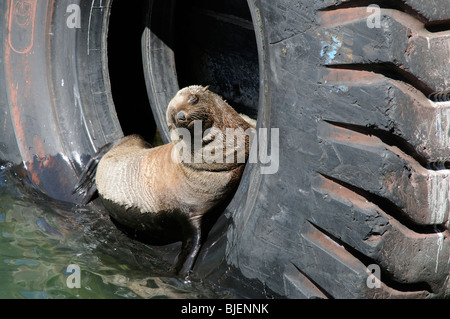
[{"x1": 2, "y1": 0, "x2": 450, "y2": 299}]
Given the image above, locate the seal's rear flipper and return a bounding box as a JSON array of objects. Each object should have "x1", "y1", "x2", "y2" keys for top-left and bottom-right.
[
  {"x1": 174, "y1": 219, "x2": 203, "y2": 279},
  {"x1": 72, "y1": 142, "x2": 117, "y2": 205}
]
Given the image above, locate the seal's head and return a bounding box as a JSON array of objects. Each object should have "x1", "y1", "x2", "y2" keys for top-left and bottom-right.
[
  {"x1": 167, "y1": 85, "x2": 254, "y2": 170},
  {"x1": 167, "y1": 85, "x2": 252, "y2": 138},
  {"x1": 167, "y1": 86, "x2": 214, "y2": 136}
]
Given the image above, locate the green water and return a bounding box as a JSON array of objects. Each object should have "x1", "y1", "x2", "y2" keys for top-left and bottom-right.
[{"x1": 0, "y1": 163, "x2": 235, "y2": 299}]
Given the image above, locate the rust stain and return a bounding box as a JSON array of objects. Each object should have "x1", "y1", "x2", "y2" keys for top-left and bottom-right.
[
  {"x1": 324, "y1": 124, "x2": 381, "y2": 147},
  {"x1": 319, "y1": 7, "x2": 370, "y2": 28},
  {"x1": 8, "y1": 0, "x2": 37, "y2": 54},
  {"x1": 306, "y1": 224, "x2": 364, "y2": 268},
  {"x1": 28, "y1": 161, "x2": 40, "y2": 185},
  {"x1": 26, "y1": 154, "x2": 72, "y2": 196},
  {"x1": 317, "y1": 175, "x2": 374, "y2": 211},
  {"x1": 4, "y1": 44, "x2": 31, "y2": 163},
  {"x1": 324, "y1": 68, "x2": 382, "y2": 85},
  {"x1": 5, "y1": 0, "x2": 37, "y2": 177},
  {"x1": 4, "y1": 0, "x2": 71, "y2": 198},
  {"x1": 383, "y1": 171, "x2": 397, "y2": 194}
]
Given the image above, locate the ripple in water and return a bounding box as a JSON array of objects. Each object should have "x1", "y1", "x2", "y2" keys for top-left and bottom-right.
[{"x1": 0, "y1": 162, "x2": 236, "y2": 299}]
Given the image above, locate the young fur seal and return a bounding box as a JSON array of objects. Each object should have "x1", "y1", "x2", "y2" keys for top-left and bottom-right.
[{"x1": 73, "y1": 85, "x2": 253, "y2": 278}]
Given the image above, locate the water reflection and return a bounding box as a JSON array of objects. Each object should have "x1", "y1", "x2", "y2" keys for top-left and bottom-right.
[{"x1": 0, "y1": 162, "x2": 235, "y2": 299}]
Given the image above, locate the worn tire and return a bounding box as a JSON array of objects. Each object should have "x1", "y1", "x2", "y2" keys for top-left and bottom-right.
[
  {"x1": 196, "y1": 0, "x2": 450, "y2": 298},
  {"x1": 1, "y1": 0, "x2": 450, "y2": 298},
  {"x1": 0, "y1": 0, "x2": 123, "y2": 202}
]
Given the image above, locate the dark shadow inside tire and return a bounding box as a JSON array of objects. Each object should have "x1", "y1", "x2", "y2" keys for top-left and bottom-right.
[
  {"x1": 173, "y1": 0, "x2": 260, "y2": 119},
  {"x1": 107, "y1": 0, "x2": 156, "y2": 142},
  {"x1": 108, "y1": 0, "x2": 259, "y2": 141}
]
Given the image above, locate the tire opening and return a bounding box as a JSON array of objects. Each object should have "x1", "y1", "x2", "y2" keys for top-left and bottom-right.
[
  {"x1": 107, "y1": 0, "x2": 156, "y2": 142},
  {"x1": 108, "y1": 0, "x2": 259, "y2": 142},
  {"x1": 173, "y1": 0, "x2": 260, "y2": 120}
]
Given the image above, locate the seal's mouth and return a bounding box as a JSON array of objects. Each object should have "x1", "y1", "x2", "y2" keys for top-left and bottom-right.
[
  {"x1": 172, "y1": 105, "x2": 213, "y2": 132},
  {"x1": 172, "y1": 110, "x2": 190, "y2": 129},
  {"x1": 168, "y1": 111, "x2": 197, "y2": 133},
  {"x1": 182, "y1": 116, "x2": 212, "y2": 133}
]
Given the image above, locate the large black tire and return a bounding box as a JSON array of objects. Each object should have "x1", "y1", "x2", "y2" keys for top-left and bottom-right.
[
  {"x1": 0, "y1": 0, "x2": 123, "y2": 202},
  {"x1": 2, "y1": 0, "x2": 450, "y2": 298}
]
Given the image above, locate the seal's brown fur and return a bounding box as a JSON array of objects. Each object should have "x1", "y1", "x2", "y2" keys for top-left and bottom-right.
[{"x1": 94, "y1": 86, "x2": 253, "y2": 277}]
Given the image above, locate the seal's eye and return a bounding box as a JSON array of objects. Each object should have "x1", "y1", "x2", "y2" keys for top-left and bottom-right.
[
  {"x1": 187, "y1": 94, "x2": 199, "y2": 105},
  {"x1": 176, "y1": 111, "x2": 186, "y2": 122}
]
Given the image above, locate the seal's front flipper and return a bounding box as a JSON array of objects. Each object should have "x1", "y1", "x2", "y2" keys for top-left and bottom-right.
[{"x1": 72, "y1": 141, "x2": 117, "y2": 205}]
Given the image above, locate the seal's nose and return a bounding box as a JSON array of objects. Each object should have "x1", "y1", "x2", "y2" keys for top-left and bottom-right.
[{"x1": 176, "y1": 111, "x2": 186, "y2": 122}]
